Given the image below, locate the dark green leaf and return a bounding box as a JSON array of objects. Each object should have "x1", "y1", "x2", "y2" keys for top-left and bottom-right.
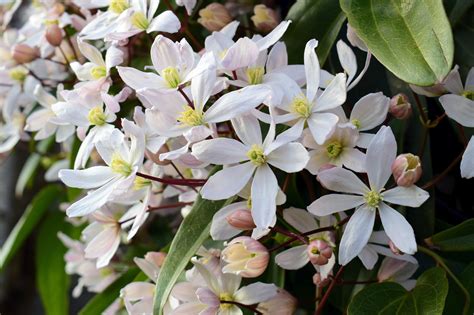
[
  {"x1": 427, "y1": 218, "x2": 474, "y2": 251},
  {"x1": 79, "y1": 267, "x2": 140, "y2": 315},
  {"x1": 284, "y1": 0, "x2": 346, "y2": 65},
  {"x1": 341, "y1": 0, "x2": 454, "y2": 86},
  {"x1": 0, "y1": 184, "x2": 62, "y2": 271},
  {"x1": 348, "y1": 267, "x2": 448, "y2": 315}
]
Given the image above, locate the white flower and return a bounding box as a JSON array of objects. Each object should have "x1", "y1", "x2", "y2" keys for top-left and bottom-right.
[
  {"x1": 59, "y1": 120, "x2": 145, "y2": 217},
  {"x1": 192, "y1": 115, "x2": 309, "y2": 229},
  {"x1": 273, "y1": 39, "x2": 346, "y2": 145},
  {"x1": 308, "y1": 126, "x2": 429, "y2": 265},
  {"x1": 377, "y1": 256, "x2": 418, "y2": 290}
]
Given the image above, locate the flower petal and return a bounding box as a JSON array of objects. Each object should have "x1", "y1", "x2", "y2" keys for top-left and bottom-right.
[
  {"x1": 350, "y1": 92, "x2": 389, "y2": 131},
  {"x1": 201, "y1": 162, "x2": 255, "y2": 200},
  {"x1": 59, "y1": 166, "x2": 115, "y2": 189},
  {"x1": 304, "y1": 39, "x2": 320, "y2": 102},
  {"x1": 461, "y1": 137, "x2": 474, "y2": 178},
  {"x1": 378, "y1": 202, "x2": 417, "y2": 255},
  {"x1": 366, "y1": 126, "x2": 396, "y2": 190},
  {"x1": 192, "y1": 138, "x2": 248, "y2": 164},
  {"x1": 234, "y1": 283, "x2": 278, "y2": 305},
  {"x1": 117, "y1": 66, "x2": 165, "y2": 90},
  {"x1": 283, "y1": 207, "x2": 318, "y2": 233},
  {"x1": 251, "y1": 164, "x2": 278, "y2": 229},
  {"x1": 210, "y1": 202, "x2": 247, "y2": 240},
  {"x1": 314, "y1": 73, "x2": 346, "y2": 112},
  {"x1": 256, "y1": 20, "x2": 291, "y2": 51},
  {"x1": 307, "y1": 112, "x2": 339, "y2": 145},
  {"x1": 231, "y1": 114, "x2": 262, "y2": 146},
  {"x1": 382, "y1": 185, "x2": 429, "y2": 207},
  {"x1": 358, "y1": 246, "x2": 378, "y2": 270},
  {"x1": 148, "y1": 11, "x2": 181, "y2": 33},
  {"x1": 307, "y1": 194, "x2": 365, "y2": 216},
  {"x1": 440, "y1": 94, "x2": 474, "y2": 128},
  {"x1": 336, "y1": 40, "x2": 357, "y2": 84},
  {"x1": 317, "y1": 166, "x2": 368, "y2": 194},
  {"x1": 267, "y1": 142, "x2": 309, "y2": 173},
  {"x1": 275, "y1": 245, "x2": 309, "y2": 270}
]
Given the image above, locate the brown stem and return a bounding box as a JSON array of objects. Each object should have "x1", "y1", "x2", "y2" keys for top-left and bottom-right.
[
  {"x1": 413, "y1": 93, "x2": 428, "y2": 123},
  {"x1": 220, "y1": 300, "x2": 263, "y2": 314},
  {"x1": 170, "y1": 161, "x2": 198, "y2": 193},
  {"x1": 177, "y1": 85, "x2": 194, "y2": 108},
  {"x1": 271, "y1": 226, "x2": 309, "y2": 245},
  {"x1": 136, "y1": 172, "x2": 206, "y2": 187},
  {"x1": 315, "y1": 266, "x2": 345, "y2": 315},
  {"x1": 422, "y1": 150, "x2": 464, "y2": 190}
]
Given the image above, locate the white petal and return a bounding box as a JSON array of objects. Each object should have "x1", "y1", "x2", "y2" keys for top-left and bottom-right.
[
  {"x1": 105, "y1": 45, "x2": 124, "y2": 70},
  {"x1": 210, "y1": 202, "x2": 247, "y2": 240},
  {"x1": 201, "y1": 162, "x2": 255, "y2": 200},
  {"x1": 117, "y1": 66, "x2": 165, "y2": 90},
  {"x1": 439, "y1": 94, "x2": 474, "y2": 127},
  {"x1": 358, "y1": 246, "x2": 378, "y2": 270},
  {"x1": 204, "y1": 85, "x2": 270, "y2": 123},
  {"x1": 267, "y1": 142, "x2": 309, "y2": 173},
  {"x1": 461, "y1": 137, "x2": 474, "y2": 178},
  {"x1": 338, "y1": 205, "x2": 376, "y2": 265},
  {"x1": 251, "y1": 164, "x2": 278, "y2": 229},
  {"x1": 307, "y1": 112, "x2": 339, "y2": 145},
  {"x1": 275, "y1": 245, "x2": 309, "y2": 270},
  {"x1": 78, "y1": 39, "x2": 105, "y2": 66},
  {"x1": 266, "y1": 41, "x2": 287, "y2": 72},
  {"x1": 59, "y1": 166, "x2": 116, "y2": 189},
  {"x1": 192, "y1": 138, "x2": 248, "y2": 164},
  {"x1": 314, "y1": 73, "x2": 346, "y2": 112},
  {"x1": 148, "y1": 11, "x2": 181, "y2": 33},
  {"x1": 378, "y1": 202, "x2": 417, "y2": 255},
  {"x1": 366, "y1": 126, "x2": 396, "y2": 190},
  {"x1": 336, "y1": 40, "x2": 357, "y2": 83},
  {"x1": 256, "y1": 21, "x2": 291, "y2": 51},
  {"x1": 350, "y1": 92, "x2": 390, "y2": 131},
  {"x1": 221, "y1": 37, "x2": 259, "y2": 71},
  {"x1": 150, "y1": 35, "x2": 179, "y2": 73},
  {"x1": 308, "y1": 194, "x2": 365, "y2": 216},
  {"x1": 382, "y1": 186, "x2": 429, "y2": 207},
  {"x1": 283, "y1": 207, "x2": 318, "y2": 233},
  {"x1": 66, "y1": 179, "x2": 119, "y2": 217},
  {"x1": 304, "y1": 39, "x2": 320, "y2": 102},
  {"x1": 234, "y1": 283, "x2": 278, "y2": 305},
  {"x1": 317, "y1": 167, "x2": 368, "y2": 194},
  {"x1": 231, "y1": 114, "x2": 262, "y2": 146},
  {"x1": 341, "y1": 148, "x2": 366, "y2": 173}
]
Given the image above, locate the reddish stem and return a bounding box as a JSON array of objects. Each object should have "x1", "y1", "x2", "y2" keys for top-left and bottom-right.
[
  {"x1": 315, "y1": 266, "x2": 345, "y2": 315},
  {"x1": 136, "y1": 172, "x2": 206, "y2": 187}
]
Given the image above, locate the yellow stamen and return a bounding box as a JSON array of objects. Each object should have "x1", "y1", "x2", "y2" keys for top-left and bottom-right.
[
  {"x1": 177, "y1": 107, "x2": 203, "y2": 126},
  {"x1": 291, "y1": 96, "x2": 311, "y2": 118},
  {"x1": 110, "y1": 153, "x2": 132, "y2": 177},
  {"x1": 246, "y1": 144, "x2": 266, "y2": 166},
  {"x1": 87, "y1": 106, "x2": 107, "y2": 126},
  {"x1": 109, "y1": 0, "x2": 129, "y2": 14},
  {"x1": 162, "y1": 67, "x2": 181, "y2": 88},
  {"x1": 364, "y1": 190, "x2": 382, "y2": 208},
  {"x1": 131, "y1": 12, "x2": 150, "y2": 30},
  {"x1": 246, "y1": 67, "x2": 265, "y2": 85},
  {"x1": 326, "y1": 141, "x2": 343, "y2": 159},
  {"x1": 90, "y1": 66, "x2": 107, "y2": 79}
]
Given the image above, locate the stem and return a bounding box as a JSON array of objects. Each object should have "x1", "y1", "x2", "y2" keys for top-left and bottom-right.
[
  {"x1": 177, "y1": 85, "x2": 194, "y2": 108},
  {"x1": 271, "y1": 226, "x2": 308, "y2": 245},
  {"x1": 315, "y1": 266, "x2": 345, "y2": 315},
  {"x1": 136, "y1": 172, "x2": 206, "y2": 187},
  {"x1": 422, "y1": 150, "x2": 463, "y2": 190},
  {"x1": 220, "y1": 300, "x2": 263, "y2": 314},
  {"x1": 418, "y1": 246, "x2": 470, "y2": 315},
  {"x1": 457, "y1": 123, "x2": 468, "y2": 147},
  {"x1": 183, "y1": 28, "x2": 203, "y2": 51},
  {"x1": 413, "y1": 93, "x2": 428, "y2": 123},
  {"x1": 170, "y1": 161, "x2": 198, "y2": 193}
]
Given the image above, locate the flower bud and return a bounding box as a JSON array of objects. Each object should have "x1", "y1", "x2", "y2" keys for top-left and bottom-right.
[
  {"x1": 198, "y1": 3, "x2": 232, "y2": 32},
  {"x1": 46, "y1": 24, "x2": 63, "y2": 47},
  {"x1": 388, "y1": 240, "x2": 402, "y2": 255},
  {"x1": 389, "y1": 93, "x2": 412, "y2": 120},
  {"x1": 145, "y1": 251, "x2": 167, "y2": 268},
  {"x1": 251, "y1": 4, "x2": 280, "y2": 33},
  {"x1": 307, "y1": 240, "x2": 332, "y2": 266},
  {"x1": 226, "y1": 209, "x2": 256, "y2": 230},
  {"x1": 221, "y1": 236, "x2": 269, "y2": 278},
  {"x1": 313, "y1": 273, "x2": 331, "y2": 287},
  {"x1": 257, "y1": 289, "x2": 297, "y2": 314},
  {"x1": 391, "y1": 153, "x2": 422, "y2": 187},
  {"x1": 11, "y1": 44, "x2": 39, "y2": 64}
]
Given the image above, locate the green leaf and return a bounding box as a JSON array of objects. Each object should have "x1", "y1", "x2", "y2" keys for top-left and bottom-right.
[
  {"x1": 348, "y1": 267, "x2": 449, "y2": 315},
  {"x1": 444, "y1": 0, "x2": 474, "y2": 26},
  {"x1": 284, "y1": 0, "x2": 346, "y2": 65},
  {"x1": 79, "y1": 267, "x2": 140, "y2": 315},
  {"x1": 427, "y1": 218, "x2": 474, "y2": 251},
  {"x1": 36, "y1": 211, "x2": 72, "y2": 315},
  {"x1": 153, "y1": 170, "x2": 235, "y2": 314},
  {"x1": 341, "y1": 0, "x2": 454, "y2": 86},
  {"x1": 0, "y1": 184, "x2": 62, "y2": 271},
  {"x1": 15, "y1": 137, "x2": 54, "y2": 197},
  {"x1": 445, "y1": 261, "x2": 474, "y2": 314}
]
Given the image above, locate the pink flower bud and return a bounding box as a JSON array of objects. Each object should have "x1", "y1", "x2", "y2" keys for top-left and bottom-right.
[
  {"x1": 251, "y1": 4, "x2": 280, "y2": 33},
  {"x1": 388, "y1": 240, "x2": 402, "y2": 255},
  {"x1": 307, "y1": 240, "x2": 333, "y2": 266},
  {"x1": 389, "y1": 93, "x2": 412, "y2": 120},
  {"x1": 11, "y1": 44, "x2": 39, "y2": 64},
  {"x1": 198, "y1": 3, "x2": 232, "y2": 32},
  {"x1": 257, "y1": 289, "x2": 297, "y2": 314},
  {"x1": 145, "y1": 251, "x2": 166, "y2": 267},
  {"x1": 46, "y1": 24, "x2": 63, "y2": 47},
  {"x1": 221, "y1": 236, "x2": 269, "y2": 278},
  {"x1": 226, "y1": 209, "x2": 256, "y2": 230},
  {"x1": 391, "y1": 153, "x2": 422, "y2": 187},
  {"x1": 313, "y1": 273, "x2": 331, "y2": 287}
]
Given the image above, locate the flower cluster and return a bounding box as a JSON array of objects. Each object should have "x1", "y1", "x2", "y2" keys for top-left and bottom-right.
[{"x1": 1, "y1": 0, "x2": 472, "y2": 314}]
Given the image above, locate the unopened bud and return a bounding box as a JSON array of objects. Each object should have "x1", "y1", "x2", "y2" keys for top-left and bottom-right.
[
  {"x1": 198, "y1": 3, "x2": 232, "y2": 32},
  {"x1": 389, "y1": 93, "x2": 412, "y2": 120},
  {"x1": 222, "y1": 236, "x2": 269, "y2": 278},
  {"x1": 307, "y1": 240, "x2": 332, "y2": 266},
  {"x1": 391, "y1": 153, "x2": 422, "y2": 187},
  {"x1": 313, "y1": 273, "x2": 331, "y2": 287},
  {"x1": 257, "y1": 289, "x2": 297, "y2": 314},
  {"x1": 226, "y1": 209, "x2": 256, "y2": 230},
  {"x1": 145, "y1": 251, "x2": 166, "y2": 267},
  {"x1": 388, "y1": 240, "x2": 401, "y2": 255},
  {"x1": 46, "y1": 24, "x2": 63, "y2": 47},
  {"x1": 251, "y1": 4, "x2": 280, "y2": 33},
  {"x1": 11, "y1": 44, "x2": 39, "y2": 64}
]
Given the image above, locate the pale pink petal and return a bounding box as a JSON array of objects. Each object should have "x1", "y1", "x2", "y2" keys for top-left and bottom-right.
[
  {"x1": 378, "y1": 203, "x2": 417, "y2": 255},
  {"x1": 461, "y1": 137, "x2": 474, "y2": 178},
  {"x1": 366, "y1": 126, "x2": 396, "y2": 190},
  {"x1": 317, "y1": 167, "x2": 368, "y2": 194},
  {"x1": 201, "y1": 162, "x2": 255, "y2": 200},
  {"x1": 251, "y1": 164, "x2": 279, "y2": 229},
  {"x1": 275, "y1": 245, "x2": 309, "y2": 270},
  {"x1": 307, "y1": 194, "x2": 365, "y2": 216},
  {"x1": 382, "y1": 186, "x2": 429, "y2": 208}
]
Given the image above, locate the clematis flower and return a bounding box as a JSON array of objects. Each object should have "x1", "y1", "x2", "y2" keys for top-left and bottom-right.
[
  {"x1": 59, "y1": 120, "x2": 145, "y2": 217},
  {"x1": 273, "y1": 39, "x2": 346, "y2": 144},
  {"x1": 377, "y1": 257, "x2": 418, "y2": 290},
  {"x1": 192, "y1": 115, "x2": 309, "y2": 229},
  {"x1": 302, "y1": 125, "x2": 365, "y2": 174},
  {"x1": 308, "y1": 126, "x2": 429, "y2": 265},
  {"x1": 438, "y1": 67, "x2": 474, "y2": 178}
]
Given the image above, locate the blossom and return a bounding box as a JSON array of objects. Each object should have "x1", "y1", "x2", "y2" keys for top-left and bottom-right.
[
  {"x1": 377, "y1": 257, "x2": 418, "y2": 290},
  {"x1": 308, "y1": 126, "x2": 429, "y2": 265},
  {"x1": 221, "y1": 236, "x2": 269, "y2": 278},
  {"x1": 192, "y1": 115, "x2": 309, "y2": 229}
]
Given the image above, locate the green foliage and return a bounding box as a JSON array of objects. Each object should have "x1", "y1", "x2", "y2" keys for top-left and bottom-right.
[
  {"x1": 341, "y1": 0, "x2": 454, "y2": 86},
  {"x1": 427, "y1": 219, "x2": 474, "y2": 251},
  {"x1": 284, "y1": 0, "x2": 346, "y2": 65},
  {"x1": 348, "y1": 267, "x2": 449, "y2": 315},
  {"x1": 0, "y1": 185, "x2": 62, "y2": 271}
]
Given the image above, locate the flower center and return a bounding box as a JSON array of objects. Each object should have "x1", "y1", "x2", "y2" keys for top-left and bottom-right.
[
  {"x1": 110, "y1": 153, "x2": 132, "y2": 177},
  {"x1": 351, "y1": 118, "x2": 361, "y2": 129},
  {"x1": 291, "y1": 96, "x2": 311, "y2": 118},
  {"x1": 162, "y1": 66, "x2": 181, "y2": 88},
  {"x1": 133, "y1": 176, "x2": 151, "y2": 190},
  {"x1": 246, "y1": 144, "x2": 266, "y2": 166},
  {"x1": 405, "y1": 153, "x2": 420, "y2": 170},
  {"x1": 9, "y1": 67, "x2": 28, "y2": 82},
  {"x1": 177, "y1": 107, "x2": 203, "y2": 126},
  {"x1": 219, "y1": 293, "x2": 234, "y2": 310},
  {"x1": 326, "y1": 141, "x2": 343, "y2": 159},
  {"x1": 246, "y1": 66, "x2": 265, "y2": 85},
  {"x1": 364, "y1": 190, "x2": 382, "y2": 208},
  {"x1": 87, "y1": 106, "x2": 107, "y2": 126},
  {"x1": 131, "y1": 12, "x2": 149, "y2": 30},
  {"x1": 90, "y1": 66, "x2": 107, "y2": 79},
  {"x1": 109, "y1": 0, "x2": 129, "y2": 14},
  {"x1": 462, "y1": 90, "x2": 474, "y2": 101}
]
